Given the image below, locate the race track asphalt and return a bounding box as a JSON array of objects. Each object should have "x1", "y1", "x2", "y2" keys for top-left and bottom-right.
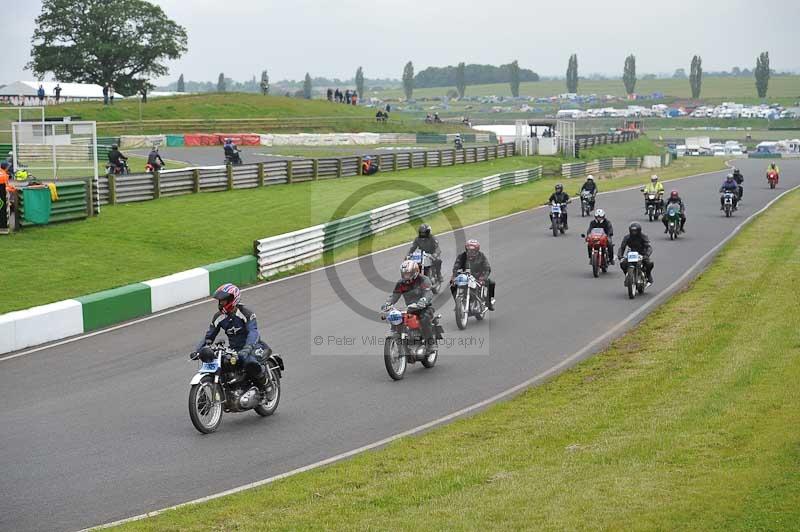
[{"x1": 0, "y1": 159, "x2": 795, "y2": 532}]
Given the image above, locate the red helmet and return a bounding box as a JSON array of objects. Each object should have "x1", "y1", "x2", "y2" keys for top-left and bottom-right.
[
  {"x1": 213, "y1": 283, "x2": 241, "y2": 314},
  {"x1": 670, "y1": 190, "x2": 678, "y2": 199}
]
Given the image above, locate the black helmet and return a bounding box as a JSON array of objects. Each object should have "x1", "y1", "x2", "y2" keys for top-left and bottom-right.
[
  {"x1": 111, "y1": 144, "x2": 118, "y2": 150},
  {"x1": 629, "y1": 222, "x2": 642, "y2": 236},
  {"x1": 555, "y1": 183, "x2": 563, "y2": 193},
  {"x1": 418, "y1": 223, "x2": 431, "y2": 238}
]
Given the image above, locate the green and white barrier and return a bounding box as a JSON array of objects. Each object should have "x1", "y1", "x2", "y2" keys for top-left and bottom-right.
[
  {"x1": 0, "y1": 256, "x2": 258, "y2": 354},
  {"x1": 254, "y1": 167, "x2": 543, "y2": 278}
]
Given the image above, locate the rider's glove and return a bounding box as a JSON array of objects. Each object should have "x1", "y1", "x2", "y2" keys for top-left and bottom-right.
[
  {"x1": 381, "y1": 302, "x2": 392, "y2": 312},
  {"x1": 189, "y1": 351, "x2": 199, "y2": 360}
]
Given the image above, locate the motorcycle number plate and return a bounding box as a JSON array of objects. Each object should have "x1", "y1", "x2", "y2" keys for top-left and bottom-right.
[
  {"x1": 627, "y1": 252, "x2": 640, "y2": 262},
  {"x1": 200, "y1": 362, "x2": 219, "y2": 372},
  {"x1": 551, "y1": 205, "x2": 561, "y2": 213}
]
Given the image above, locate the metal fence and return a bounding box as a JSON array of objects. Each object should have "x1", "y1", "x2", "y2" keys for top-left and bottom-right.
[
  {"x1": 575, "y1": 131, "x2": 639, "y2": 150},
  {"x1": 253, "y1": 166, "x2": 543, "y2": 278},
  {"x1": 561, "y1": 153, "x2": 670, "y2": 179},
  {"x1": 92, "y1": 143, "x2": 516, "y2": 207}
]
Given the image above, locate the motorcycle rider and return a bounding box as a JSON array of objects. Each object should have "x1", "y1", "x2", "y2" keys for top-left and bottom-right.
[
  {"x1": 642, "y1": 174, "x2": 665, "y2": 212},
  {"x1": 720, "y1": 174, "x2": 740, "y2": 211},
  {"x1": 454, "y1": 133, "x2": 464, "y2": 149},
  {"x1": 586, "y1": 208, "x2": 614, "y2": 264},
  {"x1": 196, "y1": 283, "x2": 271, "y2": 393},
  {"x1": 618, "y1": 222, "x2": 654, "y2": 286},
  {"x1": 579, "y1": 174, "x2": 598, "y2": 211},
  {"x1": 408, "y1": 223, "x2": 442, "y2": 281},
  {"x1": 107, "y1": 144, "x2": 128, "y2": 173},
  {"x1": 147, "y1": 145, "x2": 165, "y2": 172},
  {"x1": 662, "y1": 190, "x2": 686, "y2": 233},
  {"x1": 767, "y1": 162, "x2": 780, "y2": 178},
  {"x1": 382, "y1": 260, "x2": 437, "y2": 354},
  {"x1": 450, "y1": 239, "x2": 495, "y2": 311},
  {"x1": 548, "y1": 183, "x2": 571, "y2": 230},
  {"x1": 224, "y1": 138, "x2": 242, "y2": 164},
  {"x1": 731, "y1": 166, "x2": 744, "y2": 199}
]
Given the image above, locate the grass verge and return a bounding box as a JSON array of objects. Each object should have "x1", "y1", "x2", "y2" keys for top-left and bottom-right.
[
  {"x1": 111, "y1": 187, "x2": 800, "y2": 532},
  {"x1": 0, "y1": 153, "x2": 722, "y2": 314}
]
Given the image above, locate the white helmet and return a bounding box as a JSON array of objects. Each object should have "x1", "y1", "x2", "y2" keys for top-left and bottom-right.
[
  {"x1": 586, "y1": 175, "x2": 594, "y2": 181},
  {"x1": 650, "y1": 174, "x2": 659, "y2": 182},
  {"x1": 400, "y1": 259, "x2": 420, "y2": 282},
  {"x1": 595, "y1": 208, "x2": 605, "y2": 219}
]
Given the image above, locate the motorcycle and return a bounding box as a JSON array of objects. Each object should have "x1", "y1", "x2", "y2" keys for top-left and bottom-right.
[
  {"x1": 549, "y1": 202, "x2": 568, "y2": 237},
  {"x1": 623, "y1": 251, "x2": 647, "y2": 300},
  {"x1": 642, "y1": 190, "x2": 663, "y2": 222},
  {"x1": 767, "y1": 170, "x2": 779, "y2": 189},
  {"x1": 145, "y1": 162, "x2": 165, "y2": 174},
  {"x1": 579, "y1": 190, "x2": 595, "y2": 217},
  {"x1": 582, "y1": 229, "x2": 610, "y2": 278},
  {"x1": 381, "y1": 302, "x2": 443, "y2": 380},
  {"x1": 452, "y1": 269, "x2": 488, "y2": 330},
  {"x1": 224, "y1": 149, "x2": 243, "y2": 166},
  {"x1": 105, "y1": 161, "x2": 130, "y2": 176},
  {"x1": 664, "y1": 205, "x2": 681, "y2": 240},
  {"x1": 721, "y1": 191, "x2": 736, "y2": 217},
  {"x1": 188, "y1": 342, "x2": 284, "y2": 434},
  {"x1": 454, "y1": 137, "x2": 464, "y2": 150},
  {"x1": 408, "y1": 250, "x2": 442, "y2": 294}
]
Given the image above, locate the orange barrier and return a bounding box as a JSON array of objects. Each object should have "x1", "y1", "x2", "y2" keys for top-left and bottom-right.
[
  {"x1": 214, "y1": 133, "x2": 261, "y2": 146},
  {"x1": 183, "y1": 133, "x2": 218, "y2": 146}
]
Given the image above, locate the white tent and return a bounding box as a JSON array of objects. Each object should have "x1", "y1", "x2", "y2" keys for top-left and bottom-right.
[{"x1": 0, "y1": 81, "x2": 124, "y2": 104}]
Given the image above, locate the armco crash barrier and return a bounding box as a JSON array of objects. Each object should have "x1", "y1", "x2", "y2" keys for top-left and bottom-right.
[
  {"x1": 254, "y1": 166, "x2": 544, "y2": 278},
  {"x1": 0, "y1": 256, "x2": 258, "y2": 355}
]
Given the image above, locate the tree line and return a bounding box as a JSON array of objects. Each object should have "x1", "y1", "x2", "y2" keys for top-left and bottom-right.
[{"x1": 24, "y1": 0, "x2": 778, "y2": 101}]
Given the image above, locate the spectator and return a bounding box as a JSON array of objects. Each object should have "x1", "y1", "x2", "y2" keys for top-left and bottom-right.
[
  {"x1": 140, "y1": 86, "x2": 147, "y2": 103},
  {"x1": 54, "y1": 83, "x2": 62, "y2": 104},
  {"x1": 351, "y1": 92, "x2": 357, "y2": 105},
  {"x1": 344, "y1": 89, "x2": 351, "y2": 104},
  {"x1": 334, "y1": 88, "x2": 340, "y2": 103},
  {"x1": 109, "y1": 84, "x2": 115, "y2": 104},
  {"x1": 385, "y1": 103, "x2": 391, "y2": 113},
  {"x1": 361, "y1": 155, "x2": 379, "y2": 175},
  {"x1": 103, "y1": 83, "x2": 109, "y2": 105},
  {"x1": 433, "y1": 112, "x2": 441, "y2": 123},
  {"x1": 425, "y1": 113, "x2": 432, "y2": 123},
  {"x1": 37, "y1": 84, "x2": 45, "y2": 104},
  {"x1": 375, "y1": 110, "x2": 388, "y2": 123},
  {"x1": 327, "y1": 88, "x2": 333, "y2": 101}
]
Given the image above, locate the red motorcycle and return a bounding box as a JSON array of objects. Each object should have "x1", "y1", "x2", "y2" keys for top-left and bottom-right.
[
  {"x1": 583, "y1": 228, "x2": 610, "y2": 278},
  {"x1": 767, "y1": 170, "x2": 779, "y2": 189}
]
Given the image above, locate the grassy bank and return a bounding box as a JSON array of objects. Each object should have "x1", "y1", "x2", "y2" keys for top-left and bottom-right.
[{"x1": 112, "y1": 188, "x2": 800, "y2": 532}]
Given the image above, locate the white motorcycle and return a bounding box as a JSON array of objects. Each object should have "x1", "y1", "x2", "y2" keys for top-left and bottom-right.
[{"x1": 453, "y1": 269, "x2": 488, "y2": 330}]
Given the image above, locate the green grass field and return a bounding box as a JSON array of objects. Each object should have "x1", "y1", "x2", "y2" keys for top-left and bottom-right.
[
  {"x1": 0, "y1": 137, "x2": 701, "y2": 314},
  {"x1": 109, "y1": 159, "x2": 791, "y2": 532},
  {"x1": 373, "y1": 75, "x2": 800, "y2": 102}
]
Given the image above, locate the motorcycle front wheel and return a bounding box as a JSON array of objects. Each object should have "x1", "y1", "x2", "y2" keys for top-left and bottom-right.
[
  {"x1": 626, "y1": 270, "x2": 636, "y2": 299},
  {"x1": 384, "y1": 337, "x2": 407, "y2": 380},
  {"x1": 552, "y1": 220, "x2": 559, "y2": 237},
  {"x1": 592, "y1": 252, "x2": 600, "y2": 278},
  {"x1": 455, "y1": 297, "x2": 469, "y2": 330},
  {"x1": 189, "y1": 376, "x2": 223, "y2": 434}
]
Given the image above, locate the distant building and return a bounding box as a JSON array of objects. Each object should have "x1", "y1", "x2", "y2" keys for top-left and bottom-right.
[{"x1": 0, "y1": 81, "x2": 125, "y2": 105}]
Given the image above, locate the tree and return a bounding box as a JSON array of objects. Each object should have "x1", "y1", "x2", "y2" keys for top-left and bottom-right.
[
  {"x1": 177, "y1": 74, "x2": 185, "y2": 93},
  {"x1": 27, "y1": 0, "x2": 187, "y2": 96},
  {"x1": 566, "y1": 54, "x2": 578, "y2": 93},
  {"x1": 414, "y1": 63, "x2": 538, "y2": 88},
  {"x1": 456, "y1": 62, "x2": 466, "y2": 99},
  {"x1": 303, "y1": 73, "x2": 312, "y2": 99},
  {"x1": 731, "y1": 66, "x2": 741, "y2": 77},
  {"x1": 509, "y1": 60, "x2": 520, "y2": 97},
  {"x1": 672, "y1": 68, "x2": 687, "y2": 79},
  {"x1": 623, "y1": 54, "x2": 637, "y2": 96},
  {"x1": 402, "y1": 61, "x2": 414, "y2": 100},
  {"x1": 217, "y1": 73, "x2": 226, "y2": 92},
  {"x1": 260, "y1": 70, "x2": 269, "y2": 95},
  {"x1": 755, "y1": 51, "x2": 770, "y2": 98},
  {"x1": 355, "y1": 67, "x2": 364, "y2": 100},
  {"x1": 690, "y1": 55, "x2": 703, "y2": 99}
]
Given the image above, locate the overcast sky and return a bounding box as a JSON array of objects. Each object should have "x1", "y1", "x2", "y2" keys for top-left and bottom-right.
[{"x1": 3, "y1": 0, "x2": 798, "y2": 85}]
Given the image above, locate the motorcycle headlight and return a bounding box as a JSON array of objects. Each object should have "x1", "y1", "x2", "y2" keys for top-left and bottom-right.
[
  {"x1": 198, "y1": 346, "x2": 215, "y2": 363},
  {"x1": 455, "y1": 274, "x2": 469, "y2": 286}
]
